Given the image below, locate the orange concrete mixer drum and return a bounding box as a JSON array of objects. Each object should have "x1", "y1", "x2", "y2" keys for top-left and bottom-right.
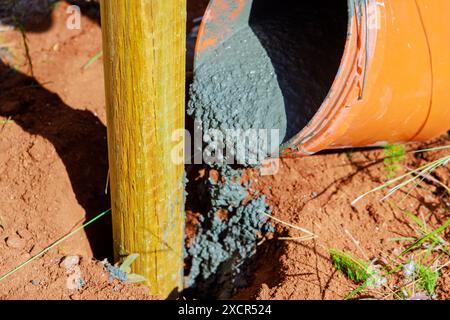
[{"x1": 193, "y1": 0, "x2": 450, "y2": 156}]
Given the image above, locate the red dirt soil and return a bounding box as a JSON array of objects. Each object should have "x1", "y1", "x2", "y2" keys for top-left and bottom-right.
[
  {"x1": 235, "y1": 141, "x2": 449, "y2": 300},
  {"x1": 0, "y1": 1, "x2": 448, "y2": 300}
]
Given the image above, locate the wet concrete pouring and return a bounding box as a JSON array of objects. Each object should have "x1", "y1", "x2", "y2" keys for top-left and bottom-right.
[
  {"x1": 186, "y1": 0, "x2": 348, "y2": 298},
  {"x1": 0, "y1": 0, "x2": 449, "y2": 300}
]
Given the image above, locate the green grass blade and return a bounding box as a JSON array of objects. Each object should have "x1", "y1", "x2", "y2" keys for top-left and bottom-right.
[
  {"x1": 119, "y1": 253, "x2": 140, "y2": 272},
  {"x1": 414, "y1": 145, "x2": 450, "y2": 153},
  {"x1": 416, "y1": 264, "x2": 439, "y2": 295},
  {"x1": 404, "y1": 210, "x2": 427, "y2": 231},
  {"x1": 330, "y1": 249, "x2": 370, "y2": 283},
  {"x1": 83, "y1": 50, "x2": 103, "y2": 70},
  {"x1": 353, "y1": 157, "x2": 448, "y2": 204},
  {"x1": 0, "y1": 119, "x2": 14, "y2": 125},
  {"x1": 400, "y1": 218, "x2": 450, "y2": 256},
  {"x1": 0, "y1": 208, "x2": 111, "y2": 282},
  {"x1": 388, "y1": 237, "x2": 417, "y2": 242}
]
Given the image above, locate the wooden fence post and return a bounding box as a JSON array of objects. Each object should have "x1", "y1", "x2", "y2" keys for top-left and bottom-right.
[{"x1": 99, "y1": 0, "x2": 186, "y2": 298}]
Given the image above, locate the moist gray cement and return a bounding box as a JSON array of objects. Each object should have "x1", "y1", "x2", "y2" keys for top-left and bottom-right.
[
  {"x1": 188, "y1": 26, "x2": 287, "y2": 154},
  {"x1": 188, "y1": 0, "x2": 348, "y2": 146},
  {"x1": 186, "y1": 166, "x2": 274, "y2": 299}
]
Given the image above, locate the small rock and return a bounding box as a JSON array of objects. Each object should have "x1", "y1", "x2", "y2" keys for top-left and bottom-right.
[
  {"x1": 5, "y1": 234, "x2": 26, "y2": 250},
  {"x1": 112, "y1": 285, "x2": 121, "y2": 292},
  {"x1": 27, "y1": 143, "x2": 44, "y2": 162},
  {"x1": 66, "y1": 267, "x2": 85, "y2": 290},
  {"x1": 17, "y1": 228, "x2": 33, "y2": 240},
  {"x1": 409, "y1": 293, "x2": 430, "y2": 300},
  {"x1": 69, "y1": 294, "x2": 82, "y2": 300},
  {"x1": 60, "y1": 255, "x2": 80, "y2": 270},
  {"x1": 209, "y1": 169, "x2": 220, "y2": 183},
  {"x1": 20, "y1": 253, "x2": 31, "y2": 260},
  {"x1": 31, "y1": 279, "x2": 40, "y2": 286}
]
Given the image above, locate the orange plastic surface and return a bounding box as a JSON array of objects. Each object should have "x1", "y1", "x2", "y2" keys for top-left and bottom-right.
[{"x1": 194, "y1": 0, "x2": 450, "y2": 155}]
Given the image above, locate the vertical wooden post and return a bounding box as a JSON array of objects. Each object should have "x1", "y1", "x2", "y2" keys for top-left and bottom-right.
[{"x1": 100, "y1": 0, "x2": 186, "y2": 298}]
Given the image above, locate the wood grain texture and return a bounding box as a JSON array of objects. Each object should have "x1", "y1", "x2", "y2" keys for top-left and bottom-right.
[{"x1": 100, "y1": 0, "x2": 186, "y2": 298}]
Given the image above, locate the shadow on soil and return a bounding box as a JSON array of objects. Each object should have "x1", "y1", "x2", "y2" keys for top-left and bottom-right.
[
  {"x1": 0, "y1": 0, "x2": 165, "y2": 262},
  {"x1": 0, "y1": 59, "x2": 112, "y2": 259},
  {"x1": 0, "y1": 0, "x2": 101, "y2": 32}
]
